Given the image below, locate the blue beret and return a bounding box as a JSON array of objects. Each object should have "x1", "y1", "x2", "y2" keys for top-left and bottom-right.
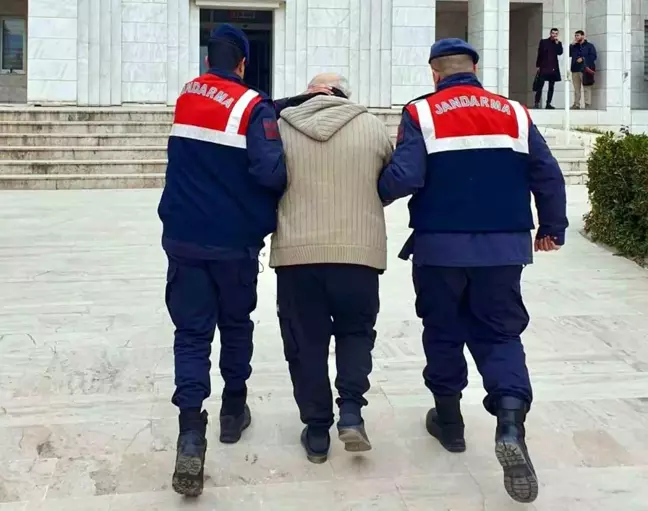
[
  {"x1": 429, "y1": 38, "x2": 479, "y2": 65},
  {"x1": 209, "y1": 24, "x2": 250, "y2": 63}
]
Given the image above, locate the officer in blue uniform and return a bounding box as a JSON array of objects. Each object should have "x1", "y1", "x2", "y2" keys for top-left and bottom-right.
[
  {"x1": 378, "y1": 39, "x2": 568, "y2": 504},
  {"x1": 158, "y1": 24, "x2": 286, "y2": 496}
]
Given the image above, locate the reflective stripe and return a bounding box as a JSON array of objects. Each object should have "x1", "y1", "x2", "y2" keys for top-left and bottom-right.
[
  {"x1": 425, "y1": 134, "x2": 529, "y2": 154},
  {"x1": 226, "y1": 89, "x2": 260, "y2": 134},
  {"x1": 418, "y1": 96, "x2": 530, "y2": 155},
  {"x1": 170, "y1": 123, "x2": 247, "y2": 149},
  {"x1": 509, "y1": 99, "x2": 530, "y2": 153},
  {"x1": 414, "y1": 100, "x2": 435, "y2": 144}
]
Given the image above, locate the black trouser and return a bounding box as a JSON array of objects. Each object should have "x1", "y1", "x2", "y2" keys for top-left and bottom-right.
[
  {"x1": 276, "y1": 264, "x2": 380, "y2": 430},
  {"x1": 534, "y1": 79, "x2": 555, "y2": 106},
  {"x1": 165, "y1": 253, "x2": 258, "y2": 415},
  {"x1": 413, "y1": 265, "x2": 532, "y2": 414}
]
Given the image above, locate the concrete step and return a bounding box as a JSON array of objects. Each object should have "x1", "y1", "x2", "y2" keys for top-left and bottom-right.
[
  {"x1": 548, "y1": 146, "x2": 590, "y2": 159},
  {"x1": 0, "y1": 169, "x2": 587, "y2": 189},
  {"x1": 0, "y1": 158, "x2": 586, "y2": 188},
  {"x1": 0, "y1": 121, "x2": 172, "y2": 134},
  {"x1": 0, "y1": 160, "x2": 166, "y2": 175},
  {"x1": 0, "y1": 133, "x2": 169, "y2": 146},
  {"x1": 0, "y1": 107, "x2": 399, "y2": 123},
  {"x1": 0, "y1": 173, "x2": 164, "y2": 190},
  {"x1": 0, "y1": 147, "x2": 166, "y2": 161},
  {"x1": 557, "y1": 158, "x2": 588, "y2": 184},
  {"x1": 0, "y1": 108, "x2": 173, "y2": 122}
]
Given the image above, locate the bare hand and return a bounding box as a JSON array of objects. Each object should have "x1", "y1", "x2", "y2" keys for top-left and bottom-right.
[
  {"x1": 577, "y1": 57, "x2": 583, "y2": 63},
  {"x1": 534, "y1": 236, "x2": 561, "y2": 252},
  {"x1": 304, "y1": 85, "x2": 333, "y2": 95}
]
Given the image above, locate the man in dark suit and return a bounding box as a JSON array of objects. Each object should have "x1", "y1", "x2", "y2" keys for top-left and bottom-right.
[{"x1": 534, "y1": 28, "x2": 563, "y2": 109}]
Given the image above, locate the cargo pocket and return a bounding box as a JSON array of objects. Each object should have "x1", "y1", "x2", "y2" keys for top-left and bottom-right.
[
  {"x1": 279, "y1": 315, "x2": 299, "y2": 363},
  {"x1": 164, "y1": 260, "x2": 179, "y2": 308},
  {"x1": 236, "y1": 259, "x2": 259, "y2": 315}
]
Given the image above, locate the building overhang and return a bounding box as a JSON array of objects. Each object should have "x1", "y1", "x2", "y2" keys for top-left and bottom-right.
[{"x1": 195, "y1": 0, "x2": 284, "y2": 8}]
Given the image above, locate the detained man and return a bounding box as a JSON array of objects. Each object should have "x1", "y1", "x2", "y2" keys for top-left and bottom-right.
[{"x1": 270, "y1": 73, "x2": 393, "y2": 463}]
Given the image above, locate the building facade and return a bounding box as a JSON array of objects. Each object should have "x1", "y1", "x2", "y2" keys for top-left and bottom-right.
[{"x1": 2, "y1": 0, "x2": 648, "y2": 129}]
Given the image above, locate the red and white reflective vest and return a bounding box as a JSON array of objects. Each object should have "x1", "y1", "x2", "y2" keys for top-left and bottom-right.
[
  {"x1": 159, "y1": 72, "x2": 282, "y2": 249},
  {"x1": 405, "y1": 85, "x2": 530, "y2": 156},
  {"x1": 406, "y1": 84, "x2": 535, "y2": 233},
  {"x1": 171, "y1": 73, "x2": 263, "y2": 149}
]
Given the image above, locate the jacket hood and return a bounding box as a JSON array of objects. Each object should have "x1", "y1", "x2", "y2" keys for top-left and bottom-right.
[{"x1": 279, "y1": 95, "x2": 367, "y2": 142}]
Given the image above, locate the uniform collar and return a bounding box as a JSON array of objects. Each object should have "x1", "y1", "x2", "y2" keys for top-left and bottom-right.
[
  {"x1": 436, "y1": 73, "x2": 483, "y2": 92},
  {"x1": 207, "y1": 68, "x2": 243, "y2": 83}
]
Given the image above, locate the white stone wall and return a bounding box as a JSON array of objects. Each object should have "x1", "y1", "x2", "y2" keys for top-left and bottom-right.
[
  {"x1": 276, "y1": 0, "x2": 395, "y2": 107},
  {"x1": 631, "y1": 0, "x2": 648, "y2": 109},
  {"x1": 10, "y1": 0, "x2": 648, "y2": 119},
  {"x1": 27, "y1": 0, "x2": 78, "y2": 103}
]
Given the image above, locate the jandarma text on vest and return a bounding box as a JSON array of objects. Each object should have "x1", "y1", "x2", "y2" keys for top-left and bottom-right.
[
  {"x1": 433, "y1": 95, "x2": 512, "y2": 116},
  {"x1": 180, "y1": 81, "x2": 235, "y2": 109}
]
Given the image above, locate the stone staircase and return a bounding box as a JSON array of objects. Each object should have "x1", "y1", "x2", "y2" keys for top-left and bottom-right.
[{"x1": 0, "y1": 107, "x2": 591, "y2": 190}]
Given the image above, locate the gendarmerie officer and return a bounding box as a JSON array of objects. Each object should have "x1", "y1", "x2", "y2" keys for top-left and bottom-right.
[
  {"x1": 378, "y1": 38, "x2": 568, "y2": 504},
  {"x1": 158, "y1": 24, "x2": 286, "y2": 497}
]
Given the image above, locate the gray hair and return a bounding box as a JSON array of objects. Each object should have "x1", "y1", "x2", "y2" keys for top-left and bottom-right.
[{"x1": 308, "y1": 73, "x2": 352, "y2": 98}]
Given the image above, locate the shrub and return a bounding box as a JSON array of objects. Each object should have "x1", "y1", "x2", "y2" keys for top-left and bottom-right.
[{"x1": 584, "y1": 132, "x2": 648, "y2": 264}]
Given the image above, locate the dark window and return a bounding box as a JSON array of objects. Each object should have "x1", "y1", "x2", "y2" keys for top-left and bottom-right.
[
  {"x1": 645, "y1": 20, "x2": 648, "y2": 76},
  {"x1": 1, "y1": 18, "x2": 25, "y2": 72}
]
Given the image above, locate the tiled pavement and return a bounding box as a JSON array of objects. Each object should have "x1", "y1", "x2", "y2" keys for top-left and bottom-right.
[{"x1": 1, "y1": 186, "x2": 647, "y2": 510}]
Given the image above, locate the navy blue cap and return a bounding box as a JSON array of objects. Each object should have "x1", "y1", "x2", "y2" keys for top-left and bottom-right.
[
  {"x1": 209, "y1": 24, "x2": 250, "y2": 63},
  {"x1": 429, "y1": 38, "x2": 479, "y2": 65}
]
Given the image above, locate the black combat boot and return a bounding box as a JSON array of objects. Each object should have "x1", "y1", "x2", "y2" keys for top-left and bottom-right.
[
  {"x1": 425, "y1": 394, "x2": 466, "y2": 453},
  {"x1": 172, "y1": 409, "x2": 208, "y2": 497},
  {"x1": 494, "y1": 396, "x2": 538, "y2": 503},
  {"x1": 301, "y1": 426, "x2": 331, "y2": 464},
  {"x1": 219, "y1": 388, "x2": 251, "y2": 444}
]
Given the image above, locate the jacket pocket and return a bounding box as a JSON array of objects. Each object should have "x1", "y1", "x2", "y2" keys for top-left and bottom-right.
[{"x1": 238, "y1": 259, "x2": 259, "y2": 287}]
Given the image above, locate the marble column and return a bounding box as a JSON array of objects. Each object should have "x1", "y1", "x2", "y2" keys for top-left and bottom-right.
[
  {"x1": 272, "y1": 3, "x2": 286, "y2": 99},
  {"x1": 586, "y1": 0, "x2": 631, "y2": 118},
  {"x1": 77, "y1": 0, "x2": 122, "y2": 106},
  {"x1": 166, "y1": 0, "x2": 199, "y2": 105},
  {"x1": 391, "y1": 1, "x2": 435, "y2": 105},
  {"x1": 349, "y1": 0, "x2": 392, "y2": 107},
  {"x1": 468, "y1": 0, "x2": 509, "y2": 96}
]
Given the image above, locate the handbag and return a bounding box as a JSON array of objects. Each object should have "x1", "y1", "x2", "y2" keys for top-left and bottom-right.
[
  {"x1": 532, "y1": 72, "x2": 542, "y2": 92},
  {"x1": 583, "y1": 66, "x2": 595, "y2": 86}
]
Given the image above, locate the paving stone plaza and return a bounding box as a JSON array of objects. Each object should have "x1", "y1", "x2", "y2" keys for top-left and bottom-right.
[{"x1": 1, "y1": 185, "x2": 648, "y2": 510}]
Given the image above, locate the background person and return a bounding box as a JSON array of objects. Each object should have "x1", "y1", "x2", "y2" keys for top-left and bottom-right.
[
  {"x1": 570, "y1": 30, "x2": 597, "y2": 109},
  {"x1": 534, "y1": 28, "x2": 563, "y2": 109}
]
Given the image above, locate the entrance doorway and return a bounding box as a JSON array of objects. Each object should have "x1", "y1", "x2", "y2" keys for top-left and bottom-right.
[{"x1": 199, "y1": 9, "x2": 273, "y2": 96}]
